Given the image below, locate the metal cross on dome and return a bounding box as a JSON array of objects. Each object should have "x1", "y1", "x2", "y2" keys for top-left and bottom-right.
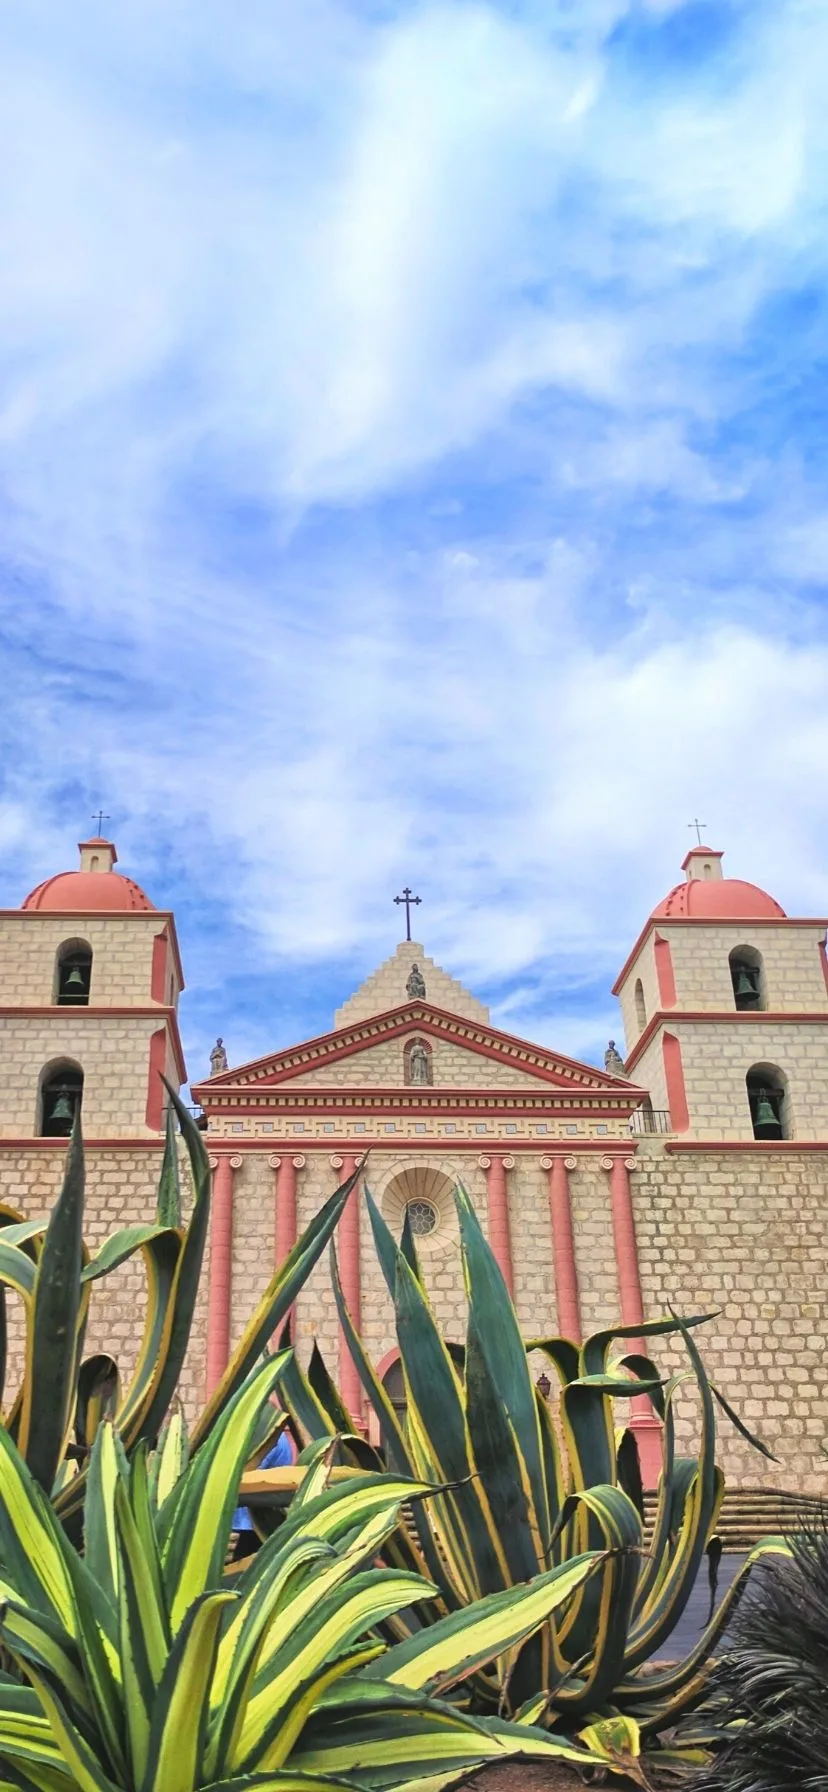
[
  {"x1": 92, "y1": 810, "x2": 110, "y2": 837},
  {"x1": 688, "y1": 817, "x2": 707, "y2": 845},
  {"x1": 393, "y1": 886, "x2": 421, "y2": 941}
]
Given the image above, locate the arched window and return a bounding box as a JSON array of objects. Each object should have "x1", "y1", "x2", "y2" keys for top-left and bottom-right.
[
  {"x1": 38, "y1": 1061, "x2": 84, "y2": 1139},
  {"x1": 634, "y1": 979, "x2": 646, "y2": 1032},
  {"x1": 54, "y1": 940, "x2": 92, "y2": 1007},
  {"x1": 746, "y1": 1063, "x2": 791, "y2": 1141},
  {"x1": 730, "y1": 945, "x2": 766, "y2": 1012},
  {"x1": 404, "y1": 1037, "x2": 433, "y2": 1086}
]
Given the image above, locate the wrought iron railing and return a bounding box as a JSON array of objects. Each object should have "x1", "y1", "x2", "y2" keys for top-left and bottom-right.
[
  {"x1": 160, "y1": 1103, "x2": 206, "y2": 1129},
  {"x1": 629, "y1": 1107, "x2": 672, "y2": 1135}
]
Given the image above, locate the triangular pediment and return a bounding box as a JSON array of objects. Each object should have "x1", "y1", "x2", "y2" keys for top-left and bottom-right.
[{"x1": 193, "y1": 1001, "x2": 643, "y2": 1102}]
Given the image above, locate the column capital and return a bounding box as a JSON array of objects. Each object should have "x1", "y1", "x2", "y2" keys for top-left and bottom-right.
[
  {"x1": 209, "y1": 1151, "x2": 242, "y2": 1171},
  {"x1": 292, "y1": 1153, "x2": 307, "y2": 1170},
  {"x1": 541, "y1": 1154, "x2": 578, "y2": 1173},
  {"x1": 268, "y1": 1154, "x2": 282, "y2": 1170},
  {"x1": 501, "y1": 1153, "x2": 515, "y2": 1171},
  {"x1": 624, "y1": 1157, "x2": 637, "y2": 1173},
  {"x1": 478, "y1": 1154, "x2": 492, "y2": 1170},
  {"x1": 540, "y1": 1155, "x2": 555, "y2": 1171},
  {"x1": 330, "y1": 1154, "x2": 344, "y2": 1170},
  {"x1": 600, "y1": 1155, "x2": 615, "y2": 1172},
  {"x1": 564, "y1": 1155, "x2": 577, "y2": 1172}
]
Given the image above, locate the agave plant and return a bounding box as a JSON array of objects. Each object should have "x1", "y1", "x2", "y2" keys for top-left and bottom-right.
[
  {"x1": 0, "y1": 1353, "x2": 610, "y2": 1792},
  {"x1": 690, "y1": 1525, "x2": 828, "y2": 1790},
  {"x1": 0, "y1": 1085, "x2": 359, "y2": 1532},
  {"x1": 267, "y1": 1183, "x2": 786, "y2": 1770}
]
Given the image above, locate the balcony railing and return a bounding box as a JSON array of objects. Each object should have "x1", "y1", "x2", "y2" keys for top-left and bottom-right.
[
  {"x1": 161, "y1": 1103, "x2": 206, "y2": 1130},
  {"x1": 629, "y1": 1107, "x2": 672, "y2": 1136}
]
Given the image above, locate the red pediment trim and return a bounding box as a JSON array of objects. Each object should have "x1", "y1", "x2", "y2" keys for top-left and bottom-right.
[{"x1": 191, "y1": 1000, "x2": 641, "y2": 1104}]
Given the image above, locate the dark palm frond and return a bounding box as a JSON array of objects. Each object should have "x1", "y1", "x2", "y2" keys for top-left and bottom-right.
[{"x1": 694, "y1": 1522, "x2": 828, "y2": 1791}]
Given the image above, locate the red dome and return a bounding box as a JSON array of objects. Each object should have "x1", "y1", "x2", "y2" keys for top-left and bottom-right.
[
  {"x1": 652, "y1": 878, "x2": 785, "y2": 921},
  {"x1": 22, "y1": 870, "x2": 155, "y2": 913}
]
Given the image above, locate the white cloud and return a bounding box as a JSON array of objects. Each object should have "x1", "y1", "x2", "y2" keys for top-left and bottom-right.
[{"x1": 2, "y1": 0, "x2": 828, "y2": 1073}]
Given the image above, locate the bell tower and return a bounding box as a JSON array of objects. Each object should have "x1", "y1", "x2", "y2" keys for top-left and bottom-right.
[
  {"x1": 613, "y1": 847, "x2": 828, "y2": 1142},
  {"x1": 0, "y1": 837, "x2": 186, "y2": 1142}
]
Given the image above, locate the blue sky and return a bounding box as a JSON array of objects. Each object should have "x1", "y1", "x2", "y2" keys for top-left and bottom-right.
[{"x1": 1, "y1": 0, "x2": 827, "y2": 1087}]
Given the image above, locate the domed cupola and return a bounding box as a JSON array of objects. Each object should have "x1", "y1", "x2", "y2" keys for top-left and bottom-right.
[
  {"x1": 651, "y1": 846, "x2": 785, "y2": 922},
  {"x1": 22, "y1": 839, "x2": 155, "y2": 913}
]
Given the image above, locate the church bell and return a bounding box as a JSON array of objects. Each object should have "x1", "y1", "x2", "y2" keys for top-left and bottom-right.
[
  {"x1": 753, "y1": 1091, "x2": 782, "y2": 1138},
  {"x1": 48, "y1": 1088, "x2": 74, "y2": 1124},
  {"x1": 734, "y1": 966, "x2": 758, "y2": 1001},
  {"x1": 64, "y1": 966, "x2": 86, "y2": 995}
]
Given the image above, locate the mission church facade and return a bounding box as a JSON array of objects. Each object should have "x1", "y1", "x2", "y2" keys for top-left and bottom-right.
[{"x1": 2, "y1": 836, "x2": 828, "y2": 1490}]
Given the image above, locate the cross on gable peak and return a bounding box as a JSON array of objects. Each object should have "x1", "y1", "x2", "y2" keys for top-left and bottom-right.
[{"x1": 393, "y1": 886, "x2": 421, "y2": 941}]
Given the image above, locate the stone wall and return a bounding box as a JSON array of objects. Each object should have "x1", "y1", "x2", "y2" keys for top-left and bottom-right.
[
  {"x1": 335, "y1": 940, "x2": 490, "y2": 1027},
  {"x1": 224, "y1": 1148, "x2": 629, "y2": 1401},
  {"x1": 289, "y1": 1036, "x2": 572, "y2": 1090},
  {"x1": 670, "y1": 1018, "x2": 828, "y2": 1141},
  {"x1": 617, "y1": 920, "x2": 827, "y2": 1058},
  {"x1": 5, "y1": 1131, "x2": 823, "y2": 1495},
  {"x1": 0, "y1": 913, "x2": 172, "y2": 1007},
  {"x1": 633, "y1": 1139, "x2": 828, "y2": 1492},
  {"x1": 617, "y1": 933, "x2": 662, "y2": 1056},
  {"x1": 0, "y1": 1014, "x2": 170, "y2": 1137},
  {"x1": 664, "y1": 921, "x2": 826, "y2": 1013},
  {"x1": 0, "y1": 1142, "x2": 208, "y2": 1420}
]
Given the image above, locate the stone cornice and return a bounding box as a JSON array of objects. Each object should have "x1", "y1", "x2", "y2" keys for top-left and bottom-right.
[
  {"x1": 162, "y1": 1135, "x2": 634, "y2": 1156},
  {"x1": 0, "y1": 1004, "x2": 187, "y2": 1084},
  {"x1": 624, "y1": 1007, "x2": 828, "y2": 1073},
  {"x1": 194, "y1": 1086, "x2": 642, "y2": 1118}
]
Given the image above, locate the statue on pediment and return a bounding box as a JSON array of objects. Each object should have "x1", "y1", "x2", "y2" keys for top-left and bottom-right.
[
  {"x1": 604, "y1": 1040, "x2": 626, "y2": 1078},
  {"x1": 409, "y1": 1040, "x2": 431, "y2": 1085},
  {"x1": 406, "y1": 962, "x2": 426, "y2": 1000},
  {"x1": 210, "y1": 1037, "x2": 228, "y2": 1076}
]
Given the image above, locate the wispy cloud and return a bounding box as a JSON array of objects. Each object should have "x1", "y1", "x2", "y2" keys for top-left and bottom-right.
[{"x1": 1, "y1": 0, "x2": 827, "y2": 1081}]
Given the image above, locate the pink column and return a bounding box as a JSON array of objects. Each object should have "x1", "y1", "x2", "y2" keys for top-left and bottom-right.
[
  {"x1": 541, "y1": 1155, "x2": 582, "y2": 1341},
  {"x1": 270, "y1": 1152, "x2": 305, "y2": 1264},
  {"x1": 205, "y1": 1153, "x2": 241, "y2": 1397},
  {"x1": 602, "y1": 1153, "x2": 662, "y2": 1487},
  {"x1": 331, "y1": 1154, "x2": 365, "y2": 1428},
  {"x1": 478, "y1": 1154, "x2": 515, "y2": 1296}
]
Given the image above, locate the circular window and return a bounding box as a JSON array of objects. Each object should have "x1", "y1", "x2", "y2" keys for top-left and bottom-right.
[{"x1": 406, "y1": 1199, "x2": 438, "y2": 1236}]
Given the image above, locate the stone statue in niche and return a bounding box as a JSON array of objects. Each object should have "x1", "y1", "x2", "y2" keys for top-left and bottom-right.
[
  {"x1": 604, "y1": 1040, "x2": 626, "y2": 1078},
  {"x1": 210, "y1": 1037, "x2": 228, "y2": 1075},
  {"x1": 406, "y1": 962, "x2": 426, "y2": 999},
  {"x1": 408, "y1": 1040, "x2": 431, "y2": 1086}
]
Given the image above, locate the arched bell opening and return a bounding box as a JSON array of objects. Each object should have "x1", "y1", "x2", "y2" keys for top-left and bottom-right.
[
  {"x1": 730, "y1": 945, "x2": 766, "y2": 1012},
  {"x1": 746, "y1": 1063, "x2": 791, "y2": 1141},
  {"x1": 634, "y1": 978, "x2": 646, "y2": 1033},
  {"x1": 54, "y1": 940, "x2": 92, "y2": 1007},
  {"x1": 37, "y1": 1060, "x2": 84, "y2": 1139}
]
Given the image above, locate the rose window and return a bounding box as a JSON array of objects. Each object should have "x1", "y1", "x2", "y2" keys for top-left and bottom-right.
[{"x1": 406, "y1": 1200, "x2": 438, "y2": 1236}]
